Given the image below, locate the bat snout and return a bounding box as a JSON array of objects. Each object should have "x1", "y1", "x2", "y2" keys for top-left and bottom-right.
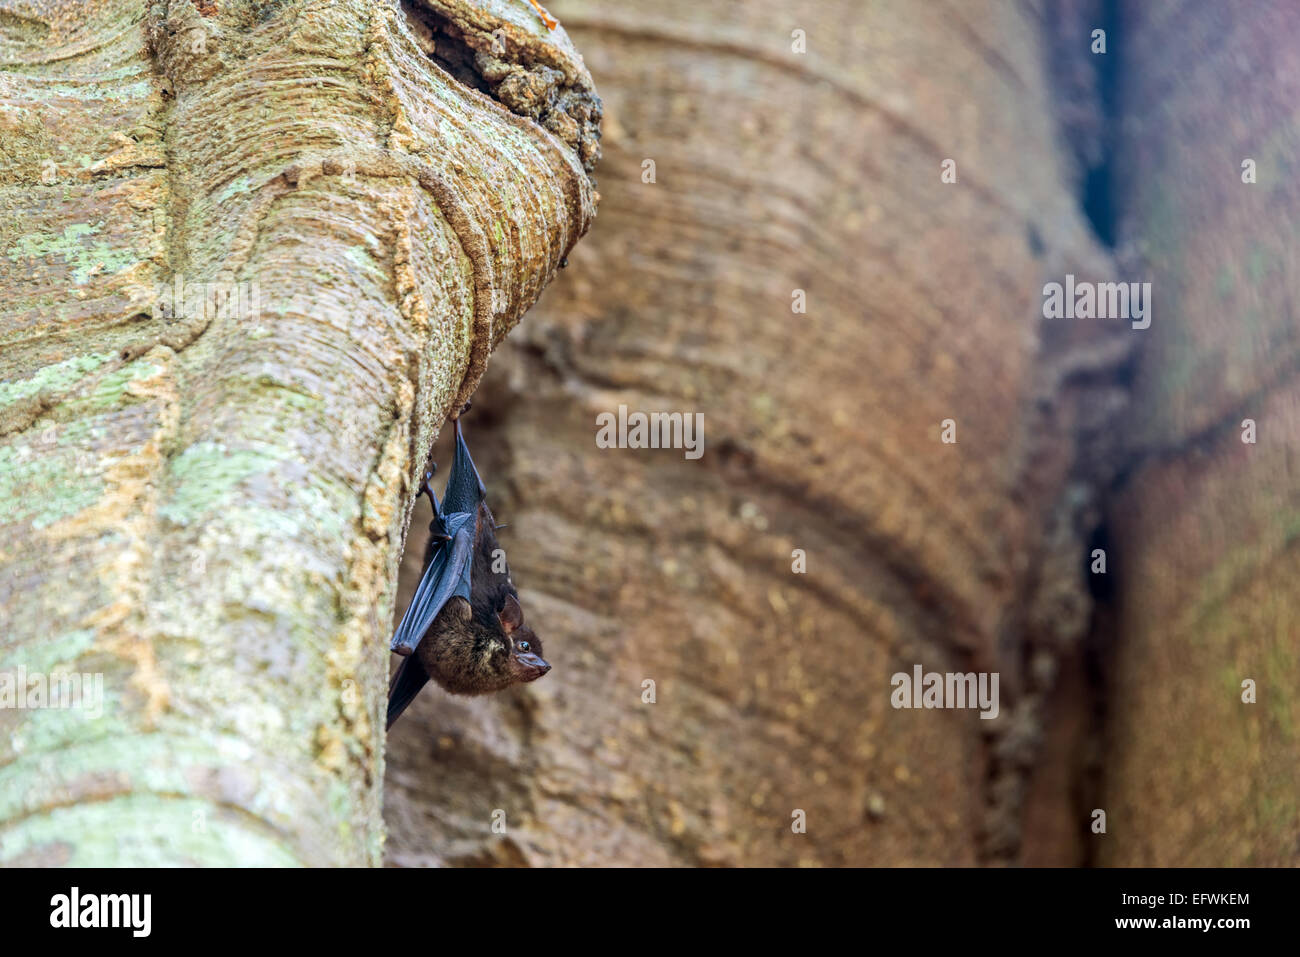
[{"x1": 517, "y1": 652, "x2": 551, "y2": 680}]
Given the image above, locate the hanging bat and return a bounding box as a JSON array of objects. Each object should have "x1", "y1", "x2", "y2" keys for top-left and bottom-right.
[{"x1": 387, "y1": 414, "x2": 550, "y2": 729}]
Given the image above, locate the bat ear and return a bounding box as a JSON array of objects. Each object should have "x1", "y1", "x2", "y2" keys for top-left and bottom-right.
[{"x1": 499, "y1": 593, "x2": 523, "y2": 634}]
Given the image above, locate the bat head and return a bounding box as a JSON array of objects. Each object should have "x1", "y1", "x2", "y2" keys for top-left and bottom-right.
[{"x1": 498, "y1": 592, "x2": 549, "y2": 684}]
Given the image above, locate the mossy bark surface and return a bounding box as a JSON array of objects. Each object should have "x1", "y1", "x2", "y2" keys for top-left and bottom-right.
[{"x1": 0, "y1": 0, "x2": 597, "y2": 865}]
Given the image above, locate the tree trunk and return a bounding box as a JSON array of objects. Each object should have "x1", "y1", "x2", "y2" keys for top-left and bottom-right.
[
  {"x1": 0, "y1": 0, "x2": 597, "y2": 866},
  {"x1": 383, "y1": 0, "x2": 1131, "y2": 866}
]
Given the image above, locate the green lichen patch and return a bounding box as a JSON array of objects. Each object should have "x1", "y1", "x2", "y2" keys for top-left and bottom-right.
[
  {"x1": 158, "y1": 442, "x2": 290, "y2": 526},
  {"x1": 0, "y1": 354, "x2": 112, "y2": 409},
  {"x1": 0, "y1": 445, "x2": 104, "y2": 529},
  {"x1": 3, "y1": 628, "x2": 97, "y2": 675},
  {"x1": 0, "y1": 792, "x2": 301, "y2": 866}
]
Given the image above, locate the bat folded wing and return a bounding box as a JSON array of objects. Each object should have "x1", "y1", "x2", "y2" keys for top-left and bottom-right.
[
  {"x1": 387, "y1": 656, "x2": 429, "y2": 729},
  {"x1": 386, "y1": 510, "x2": 476, "y2": 729},
  {"x1": 389, "y1": 510, "x2": 476, "y2": 656}
]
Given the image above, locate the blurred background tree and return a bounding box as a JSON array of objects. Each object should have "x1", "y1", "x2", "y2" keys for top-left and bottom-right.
[
  {"x1": 385, "y1": 0, "x2": 1132, "y2": 866},
  {"x1": 387, "y1": 0, "x2": 1300, "y2": 868}
]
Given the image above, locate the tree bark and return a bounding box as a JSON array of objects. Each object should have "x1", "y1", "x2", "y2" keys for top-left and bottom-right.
[{"x1": 0, "y1": 0, "x2": 597, "y2": 865}]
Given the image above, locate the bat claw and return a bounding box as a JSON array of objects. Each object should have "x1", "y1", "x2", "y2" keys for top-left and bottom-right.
[{"x1": 418, "y1": 469, "x2": 437, "y2": 499}]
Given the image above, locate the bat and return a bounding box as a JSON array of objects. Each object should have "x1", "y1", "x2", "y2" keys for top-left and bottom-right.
[{"x1": 387, "y1": 413, "x2": 550, "y2": 729}]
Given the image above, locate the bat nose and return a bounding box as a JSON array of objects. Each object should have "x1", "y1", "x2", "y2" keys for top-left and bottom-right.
[{"x1": 519, "y1": 653, "x2": 550, "y2": 673}]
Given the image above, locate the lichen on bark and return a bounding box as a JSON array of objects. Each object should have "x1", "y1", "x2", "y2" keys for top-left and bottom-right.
[{"x1": 0, "y1": 0, "x2": 598, "y2": 865}]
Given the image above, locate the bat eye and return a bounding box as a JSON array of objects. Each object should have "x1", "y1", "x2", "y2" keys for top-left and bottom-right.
[{"x1": 517, "y1": 641, "x2": 530, "y2": 653}]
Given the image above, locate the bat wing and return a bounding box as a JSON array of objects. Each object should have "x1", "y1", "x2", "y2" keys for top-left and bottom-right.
[
  {"x1": 441, "y1": 418, "x2": 486, "y2": 515},
  {"x1": 385, "y1": 511, "x2": 475, "y2": 728},
  {"x1": 390, "y1": 509, "x2": 476, "y2": 657},
  {"x1": 387, "y1": 656, "x2": 429, "y2": 729}
]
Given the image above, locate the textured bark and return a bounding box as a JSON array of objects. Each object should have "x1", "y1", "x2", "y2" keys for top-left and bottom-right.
[
  {"x1": 0, "y1": 0, "x2": 596, "y2": 865},
  {"x1": 383, "y1": 0, "x2": 1130, "y2": 866},
  {"x1": 1100, "y1": 0, "x2": 1300, "y2": 866}
]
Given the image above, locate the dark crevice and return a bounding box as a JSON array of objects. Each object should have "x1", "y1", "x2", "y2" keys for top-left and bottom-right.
[
  {"x1": 1019, "y1": 0, "x2": 1135, "y2": 868},
  {"x1": 399, "y1": 0, "x2": 602, "y2": 173},
  {"x1": 1080, "y1": 0, "x2": 1121, "y2": 247},
  {"x1": 401, "y1": 3, "x2": 494, "y2": 96},
  {"x1": 1083, "y1": 522, "x2": 1113, "y2": 603},
  {"x1": 1047, "y1": 0, "x2": 1123, "y2": 249},
  {"x1": 1081, "y1": 163, "x2": 1115, "y2": 248},
  {"x1": 1077, "y1": 506, "x2": 1122, "y2": 868}
]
